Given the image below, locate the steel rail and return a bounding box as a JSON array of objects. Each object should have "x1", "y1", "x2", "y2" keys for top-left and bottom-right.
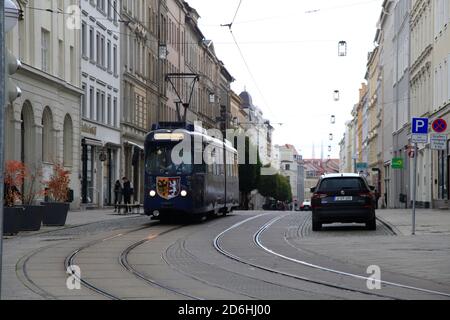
[
  {"x1": 213, "y1": 213, "x2": 400, "y2": 300},
  {"x1": 255, "y1": 215, "x2": 450, "y2": 298}
]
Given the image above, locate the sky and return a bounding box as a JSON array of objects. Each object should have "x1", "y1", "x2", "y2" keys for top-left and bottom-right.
[{"x1": 187, "y1": 0, "x2": 383, "y2": 159}]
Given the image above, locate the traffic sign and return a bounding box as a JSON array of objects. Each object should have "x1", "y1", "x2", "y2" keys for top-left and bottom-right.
[
  {"x1": 432, "y1": 118, "x2": 447, "y2": 133},
  {"x1": 412, "y1": 118, "x2": 429, "y2": 134},
  {"x1": 430, "y1": 134, "x2": 447, "y2": 150},
  {"x1": 411, "y1": 133, "x2": 428, "y2": 144},
  {"x1": 392, "y1": 158, "x2": 404, "y2": 169},
  {"x1": 356, "y1": 163, "x2": 368, "y2": 171}
]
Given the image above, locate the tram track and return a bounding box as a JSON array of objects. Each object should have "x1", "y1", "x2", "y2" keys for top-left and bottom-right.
[
  {"x1": 255, "y1": 214, "x2": 450, "y2": 299},
  {"x1": 213, "y1": 213, "x2": 450, "y2": 300},
  {"x1": 64, "y1": 223, "x2": 202, "y2": 300}
]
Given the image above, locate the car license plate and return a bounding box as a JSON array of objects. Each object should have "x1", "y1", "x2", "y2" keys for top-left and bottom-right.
[{"x1": 335, "y1": 196, "x2": 353, "y2": 201}]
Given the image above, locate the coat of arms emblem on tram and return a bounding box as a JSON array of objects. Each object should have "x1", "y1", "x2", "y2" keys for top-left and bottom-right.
[{"x1": 156, "y1": 177, "x2": 181, "y2": 200}]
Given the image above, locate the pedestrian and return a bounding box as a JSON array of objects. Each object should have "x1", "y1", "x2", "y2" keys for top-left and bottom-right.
[
  {"x1": 122, "y1": 177, "x2": 132, "y2": 213},
  {"x1": 113, "y1": 180, "x2": 122, "y2": 212}
]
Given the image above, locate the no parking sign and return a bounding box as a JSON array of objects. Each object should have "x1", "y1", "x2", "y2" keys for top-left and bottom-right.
[{"x1": 432, "y1": 118, "x2": 447, "y2": 133}]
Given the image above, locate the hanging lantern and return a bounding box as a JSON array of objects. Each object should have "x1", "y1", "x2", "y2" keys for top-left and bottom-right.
[
  {"x1": 331, "y1": 115, "x2": 336, "y2": 124},
  {"x1": 333, "y1": 90, "x2": 340, "y2": 101},
  {"x1": 328, "y1": 145, "x2": 332, "y2": 152},
  {"x1": 209, "y1": 92, "x2": 215, "y2": 103},
  {"x1": 338, "y1": 41, "x2": 347, "y2": 56},
  {"x1": 329, "y1": 133, "x2": 333, "y2": 141}
]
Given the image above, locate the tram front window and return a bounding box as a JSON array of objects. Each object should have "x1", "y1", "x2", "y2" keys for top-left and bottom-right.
[{"x1": 146, "y1": 145, "x2": 192, "y2": 175}]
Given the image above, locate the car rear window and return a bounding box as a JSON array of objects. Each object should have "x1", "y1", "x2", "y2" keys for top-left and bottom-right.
[{"x1": 318, "y1": 178, "x2": 367, "y2": 192}]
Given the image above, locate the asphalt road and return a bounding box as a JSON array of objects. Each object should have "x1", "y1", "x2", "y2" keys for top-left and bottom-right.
[{"x1": 8, "y1": 211, "x2": 450, "y2": 300}]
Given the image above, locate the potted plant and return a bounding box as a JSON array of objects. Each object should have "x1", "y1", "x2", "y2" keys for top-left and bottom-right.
[
  {"x1": 20, "y1": 164, "x2": 45, "y2": 231},
  {"x1": 41, "y1": 163, "x2": 71, "y2": 226},
  {"x1": 3, "y1": 160, "x2": 25, "y2": 235}
]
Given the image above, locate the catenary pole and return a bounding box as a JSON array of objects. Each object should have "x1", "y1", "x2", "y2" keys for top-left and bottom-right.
[{"x1": 0, "y1": 0, "x2": 6, "y2": 300}]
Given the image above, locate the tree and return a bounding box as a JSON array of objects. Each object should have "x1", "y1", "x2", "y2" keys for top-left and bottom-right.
[
  {"x1": 258, "y1": 173, "x2": 292, "y2": 204},
  {"x1": 236, "y1": 136, "x2": 261, "y2": 209},
  {"x1": 276, "y1": 175, "x2": 292, "y2": 203}
]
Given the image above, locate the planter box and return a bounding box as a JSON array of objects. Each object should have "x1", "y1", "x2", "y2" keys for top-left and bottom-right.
[
  {"x1": 3, "y1": 207, "x2": 23, "y2": 235},
  {"x1": 41, "y1": 202, "x2": 70, "y2": 226},
  {"x1": 20, "y1": 205, "x2": 44, "y2": 231}
]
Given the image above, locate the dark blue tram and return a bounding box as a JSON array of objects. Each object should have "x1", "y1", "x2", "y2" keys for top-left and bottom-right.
[{"x1": 144, "y1": 122, "x2": 240, "y2": 220}]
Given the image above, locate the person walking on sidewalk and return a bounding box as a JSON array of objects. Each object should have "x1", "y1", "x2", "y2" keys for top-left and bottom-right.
[
  {"x1": 113, "y1": 180, "x2": 122, "y2": 212},
  {"x1": 122, "y1": 177, "x2": 132, "y2": 213}
]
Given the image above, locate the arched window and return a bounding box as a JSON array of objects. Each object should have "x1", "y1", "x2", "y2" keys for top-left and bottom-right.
[
  {"x1": 42, "y1": 107, "x2": 54, "y2": 163},
  {"x1": 63, "y1": 114, "x2": 73, "y2": 166}
]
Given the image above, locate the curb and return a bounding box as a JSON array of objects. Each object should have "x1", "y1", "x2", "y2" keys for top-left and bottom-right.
[{"x1": 376, "y1": 215, "x2": 402, "y2": 236}]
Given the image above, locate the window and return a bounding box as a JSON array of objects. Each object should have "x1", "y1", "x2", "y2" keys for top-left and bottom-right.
[
  {"x1": 41, "y1": 29, "x2": 50, "y2": 72},
  {"x1": 100, "y1": 35, "x2": 105, "y2": 67},
  {"x1": 96, "y1": 32, "x2": 101, "y2": 64},
  {"x1": 113, "y1": 1, "x2": 117, "y2": 22},
  {"x1": 96, "y1": 90, "x2": 101, "y2": 121},
  {"x1": 82, "y1": 83, "x2": 87, "y2": 117},
  {"x1": 70, "y1": 46, "x2": 75, "y2": 84},
  {"x1": 63, "y1": 115, "x2": 73, "y2": 167},
  {"x1": 107, "y1": 40, "x2": 111, "y2": 71},
  {"x1": 42, "y1": 107, "x2": 54, "y2": 163},
  {"x1": 113, "y1": 45, "x2": 117, "y2": 75},
  {"x1": 107, "y1": 95, "x2": 111, "y2": 125},
  {"x1": 89, "y1": 86, "x2": 95, "y2": 119},
  {"x1": 113, "y1": 97, "x2": 117, "y2": 127},
  {"x1": 58, "y1": 40, "x2": 64, "y2": 78},
  {"x1": 89, "y1": 27, "x2": 95, "y2": 61},
  {"x1": 82, "y1": 22, "x2": 87, "y2": 57}
]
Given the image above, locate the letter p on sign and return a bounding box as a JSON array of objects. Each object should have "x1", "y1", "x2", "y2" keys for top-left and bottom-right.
[{"x1": 412, "y1": 118, "x2": 429, "y2": 134}]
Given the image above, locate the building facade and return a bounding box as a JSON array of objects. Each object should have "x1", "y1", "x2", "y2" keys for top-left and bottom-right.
[
  {"x1": 120, "y1": 0, "x2": 160, "y2": 204},
  {"x1": 80, "y1": 0, "x2": 121, "y2": 208},
  {"x1": 5, "y1": 0, "x2": 82, "y2": 209},
  {"x1": 410, "y1": 0, "x2": 434, "y2": 208},
  {"x1": 430, "y1": 0, "x2": 450, "y2": 208}
]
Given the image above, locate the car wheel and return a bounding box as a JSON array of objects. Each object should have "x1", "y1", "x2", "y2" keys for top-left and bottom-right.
[
  {"x1": 366, "y1": 217, "x2": 376, "y2": 230},
  {"x1": 312, "y1": 219, "x2": 322, "y2": 231}
]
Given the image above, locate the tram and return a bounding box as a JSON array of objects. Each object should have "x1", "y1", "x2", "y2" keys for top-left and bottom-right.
[{"x1": 144, "y1": 122, "x2": 240, "y2": 221}]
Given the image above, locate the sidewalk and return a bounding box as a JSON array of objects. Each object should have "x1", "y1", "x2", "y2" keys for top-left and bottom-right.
[
  {"x1": 377, "y1": 208, "x2": 450, "y2": 236},
  {"x1": 5, "y1": 208, "x2": 143, "y2": 238},
  {"x1": 1, "y1": 209, "x2": 145, "y2": 299}
]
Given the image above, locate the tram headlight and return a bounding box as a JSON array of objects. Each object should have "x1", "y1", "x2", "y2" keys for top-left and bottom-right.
[
  {"x1": 149, "y1": 190, "x2": 156, "y2": 197},
  {"x1": 181, "y1": 190, "x2": 188, "y2": 197}
]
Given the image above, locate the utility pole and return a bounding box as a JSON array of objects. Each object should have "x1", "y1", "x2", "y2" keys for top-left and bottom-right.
[{"x1": 0, "y1": 0, "x2": 6, "y2": 300}]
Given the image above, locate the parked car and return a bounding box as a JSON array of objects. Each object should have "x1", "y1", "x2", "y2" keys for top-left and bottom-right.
[
  {"x1": 300, "y1": 200, "x2": 311, "y2": 211},
  {"x1": 310, "y1": 173, "x2": 377, "y2": 231}
]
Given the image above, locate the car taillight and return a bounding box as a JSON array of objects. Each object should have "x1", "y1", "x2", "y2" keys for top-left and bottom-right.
[
  {"x1": 312, "y1": 193, "x2": 327, "y2": 200},
  {"x1": 358, "y1": 192, "x2": 372, "y2": 199}
]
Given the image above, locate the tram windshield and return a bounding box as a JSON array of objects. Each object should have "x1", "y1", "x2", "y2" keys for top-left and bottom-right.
[{"x1": 145, "y1": 144, "x2": 193, "y2": 175}]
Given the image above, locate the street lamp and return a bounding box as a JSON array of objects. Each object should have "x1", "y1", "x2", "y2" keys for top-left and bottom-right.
[
  {"x1": 333, "y1": 90, "x2": 340, "y2": 101},
  {"x1": 330, "y1": 115, "x2": 336, "y2": 124},
  {"x1": 338, "y1": 41, "x2": 347, "y2": 56}
]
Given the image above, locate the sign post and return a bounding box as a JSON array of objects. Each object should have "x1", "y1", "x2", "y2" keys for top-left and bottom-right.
[{"x1": 410, "y1": 118, "x2": 430, "y2": 235}]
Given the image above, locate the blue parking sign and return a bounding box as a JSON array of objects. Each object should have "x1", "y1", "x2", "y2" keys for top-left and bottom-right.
[{"x1": 412, "y1": 118, "x2": 429, "y2": 134}]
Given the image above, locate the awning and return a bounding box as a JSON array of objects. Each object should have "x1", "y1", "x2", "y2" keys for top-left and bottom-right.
[
  {"x1": 124, "y1": 140, "x2": 144, "y2": 151},
  {"x1": 82, "y1": 137, "x2": 103, "y2": 147}
]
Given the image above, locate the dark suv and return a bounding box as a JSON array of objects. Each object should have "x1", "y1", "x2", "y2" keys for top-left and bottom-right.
[{"x1": 310, "y1": 173, "x2": 376, "y2": 231}]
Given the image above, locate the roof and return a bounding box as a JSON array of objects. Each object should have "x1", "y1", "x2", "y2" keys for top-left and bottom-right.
[{"x1": 321, "y1": 173, "x2": 361, "y2": 178}]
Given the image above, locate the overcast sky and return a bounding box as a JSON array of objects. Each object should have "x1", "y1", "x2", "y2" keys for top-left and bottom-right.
[{"x1": 187, "y1": 0, "x2": 383, "y2": 159}]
